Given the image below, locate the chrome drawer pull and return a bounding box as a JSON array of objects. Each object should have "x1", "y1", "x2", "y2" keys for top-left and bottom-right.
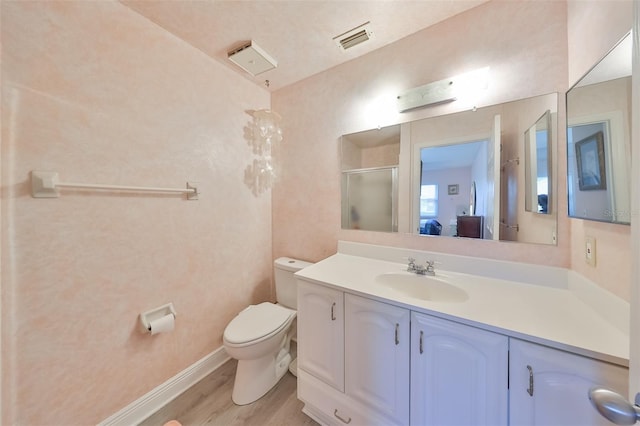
[
  {"x1": 331, "y1": 302, "x2": 336, "y2": 321},
  {"x1": 334, "y1": 409, "x2": 352, "y2": 424},
  {"x1": 395, "y1": 323, "x2": 400, "y2": 345},
  {"x1": 526, "y1": 365, "x2": 534, "y2": 396},
  {"x1": 419, "y1": 330, "x2": 424, "y2": 354}
]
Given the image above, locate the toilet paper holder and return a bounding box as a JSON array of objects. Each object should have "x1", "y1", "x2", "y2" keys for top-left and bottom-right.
[{"x1": 139, "y1": 303, "x2": 177, "y2": 333}]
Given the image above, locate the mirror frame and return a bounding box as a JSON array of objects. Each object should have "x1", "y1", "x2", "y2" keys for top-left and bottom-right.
[
  {"x1": 470, "y1": 181, "x2": 477, "y2": 215},
  {"x1": 524, "y1": 109, "x2": 552, "y2": 214}
]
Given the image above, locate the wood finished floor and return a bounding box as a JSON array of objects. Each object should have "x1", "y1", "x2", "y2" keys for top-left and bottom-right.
[{"x1": 139, "y1": 356, "x2": 318, "y2": 426}]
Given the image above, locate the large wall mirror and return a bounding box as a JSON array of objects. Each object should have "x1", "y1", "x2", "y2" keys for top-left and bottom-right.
[
  {"x1": 341, "y1": 92, "x2": 558, "y2": 246},
  {"x1": 566, "y1": 31, "x2": 631, "y2": 224}
]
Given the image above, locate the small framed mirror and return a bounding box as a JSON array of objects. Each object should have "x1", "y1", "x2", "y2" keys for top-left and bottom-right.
[
  {"x1": 524, "y1": 110, "x2": 551, "y2": 214},
  {"x1": 566, "y1": 31, "x2": 631, "y2": 224}
]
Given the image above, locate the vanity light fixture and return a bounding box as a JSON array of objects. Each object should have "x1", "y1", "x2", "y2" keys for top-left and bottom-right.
[
  {"x1": 397, "y1": 76, "x2": 457, "y2": 112},
  {"x1": 397, "y1": 67, "x2": 490, "y2": 113},
  {"x1": 228, "y1": 41, "x2": 278, "y2": 76}
]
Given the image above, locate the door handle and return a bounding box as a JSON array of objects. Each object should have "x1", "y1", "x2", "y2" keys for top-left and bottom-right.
[
  {"x1": 589, "y1": 387, "x2": 640, "y2": 425},
  {"x1": 331, "y1": 302, "x2": 336, "y2": 321}
]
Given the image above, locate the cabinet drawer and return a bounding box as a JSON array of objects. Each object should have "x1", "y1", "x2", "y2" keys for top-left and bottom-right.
[{"x1": 298, "y1": 369, "x2": 393, "y2": 426}]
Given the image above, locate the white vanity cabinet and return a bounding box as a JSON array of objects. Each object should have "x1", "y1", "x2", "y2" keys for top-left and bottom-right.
[
  {"x1": 410, "y1": 312, "x2": 508, "y2": 425},
  {"x1": 297, "y1": 279, "x2": 409, "y2": 426},
  {"x1": 297, "y1": 280, "x2": 507, "y2": 425},
  {"x1": 297, "y1": 278, "x2": 627, "y2": 426},
  {"x1": 344, "y1": 294, "x2": 410, "y2": 425},
  {"x1": 509, "y1": 339, "x2": 628, "y2": 426},
  {"x1": 297, "y1": 280, "x2": 344, "y2": 392}
]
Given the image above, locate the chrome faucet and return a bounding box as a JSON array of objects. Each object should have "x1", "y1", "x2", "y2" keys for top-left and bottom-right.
[{"x1": 407, "y1": 258, "x2": 436, "y2": 276}]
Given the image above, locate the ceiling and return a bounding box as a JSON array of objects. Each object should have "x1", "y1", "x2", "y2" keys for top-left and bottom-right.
[
  {"x1": 121, "y1": 0, "x2": 488, "y2": 92},
  {"x1": 421, "y1": 140, "x2": 484, "y2": 171}
]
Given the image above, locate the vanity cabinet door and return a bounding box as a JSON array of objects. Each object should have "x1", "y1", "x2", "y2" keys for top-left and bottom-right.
[
  {"x1": 411, "y1": 312, "x2": 508, "y2": 426},
  {"x1": 297, "y1": 280, "x2": 344, "y2": 392},
  {"x1": 509, "y1": 339, "x2": 628, "y2": 426},
  {"x1": 344, "y1": 294, "x2": 410, "y2": 425}
]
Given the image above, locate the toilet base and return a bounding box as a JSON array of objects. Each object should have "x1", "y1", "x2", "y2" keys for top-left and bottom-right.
[
  {"x1": 232, "y1": 349, "x2": 292, "y2": 405},
  {"x1": 288, "y1": 358, "x2": 298, "y2": 377}
]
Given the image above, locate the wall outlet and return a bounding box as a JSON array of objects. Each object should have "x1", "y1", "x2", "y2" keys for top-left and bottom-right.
[{"x1": 585, "y1": 236, "x2": 596, "y2": 266}]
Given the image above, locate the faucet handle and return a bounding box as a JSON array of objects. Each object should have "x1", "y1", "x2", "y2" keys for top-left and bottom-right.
[
  {"x1": 407, "y1": 257, "x2": 417, "y2": 272},
  {"x1": 425, "y1": 260, "x2": 436, "y2": 274}
]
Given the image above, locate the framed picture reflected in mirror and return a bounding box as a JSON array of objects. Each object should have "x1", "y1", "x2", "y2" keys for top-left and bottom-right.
[{"x1": 575, "y1": 131, "x2": 606, "y2": 191}]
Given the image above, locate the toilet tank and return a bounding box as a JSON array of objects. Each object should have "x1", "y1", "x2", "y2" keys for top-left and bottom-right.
[{"x1": 274, "y1": 257, "x2": 313, "y2": 309}]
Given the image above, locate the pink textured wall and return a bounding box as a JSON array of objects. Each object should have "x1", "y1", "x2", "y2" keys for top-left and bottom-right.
[
  {"x1": 1, "y1": 1, "x2": 271, "y2": 424},
  {"x1": 0, "y1": 0, "x2": 634, "y2": 424},
  {"x1": 567, "y1": 0, "x2": 633, "y2": 300},
  {"x1": 272, "y1": 1, "x2": 570, "y2": 267}
]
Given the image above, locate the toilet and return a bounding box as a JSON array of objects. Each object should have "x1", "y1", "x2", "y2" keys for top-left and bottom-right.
[{"x1": 223, "y1": 257, "x2": 312, "y2": 405}]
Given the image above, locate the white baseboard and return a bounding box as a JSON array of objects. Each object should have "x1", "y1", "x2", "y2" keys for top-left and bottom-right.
[{"x1": 98, "y1": 346, "x2": 230, "y2": 426}]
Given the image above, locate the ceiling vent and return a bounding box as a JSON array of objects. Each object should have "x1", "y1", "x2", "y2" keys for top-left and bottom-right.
[
  {"x1": 334, "y1": 22, "x2": 373, "y2": 51},
  {"x1": 228, "y1": 41, "x2": 278, "y2": 76}
]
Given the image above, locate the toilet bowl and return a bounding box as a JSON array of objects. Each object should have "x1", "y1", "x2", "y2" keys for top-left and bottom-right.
[
  {"x1": 224, "y1": 302, "x2": 296, "y2": 405},
  {"x1": 223, "y1": 257, "x2": 312, "y2": 405}
]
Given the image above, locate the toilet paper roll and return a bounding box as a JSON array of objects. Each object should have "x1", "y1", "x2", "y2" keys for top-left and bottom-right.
[{"x1": 149, "y1": 314, "x2": 175, "y2": 335}]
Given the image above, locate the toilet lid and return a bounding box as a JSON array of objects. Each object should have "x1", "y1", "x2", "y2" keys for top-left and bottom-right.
[{"x1": 224, "y1": 302, "x2": 295, "y2": 345}]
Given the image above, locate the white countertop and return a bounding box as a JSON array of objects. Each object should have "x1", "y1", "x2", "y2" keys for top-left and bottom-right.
[{"x1": 296, "y1": 252, "x2": 629, "y2": 367}]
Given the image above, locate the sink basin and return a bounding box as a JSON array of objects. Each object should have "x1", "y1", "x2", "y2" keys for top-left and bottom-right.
[{"x1": 375, "y1": 272, "x2": 468, "y2": 302}]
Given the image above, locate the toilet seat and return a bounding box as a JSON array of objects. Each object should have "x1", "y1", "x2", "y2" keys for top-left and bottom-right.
[{"x1": 224, "y1": 302, "x2": 295, "y2": 345}]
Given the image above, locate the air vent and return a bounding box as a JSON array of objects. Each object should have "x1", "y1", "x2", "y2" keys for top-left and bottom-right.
[
  {"x1": 228, "y1": 41, "x2": 277, "y2": 76},
  {"x1": 334, "y1": 22, "x2": 373, "y2": 51}
]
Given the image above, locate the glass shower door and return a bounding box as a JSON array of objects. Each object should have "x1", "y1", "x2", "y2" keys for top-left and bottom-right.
[{"x1": 341, "y1": 167, "x2": 398, "y2": 232}]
